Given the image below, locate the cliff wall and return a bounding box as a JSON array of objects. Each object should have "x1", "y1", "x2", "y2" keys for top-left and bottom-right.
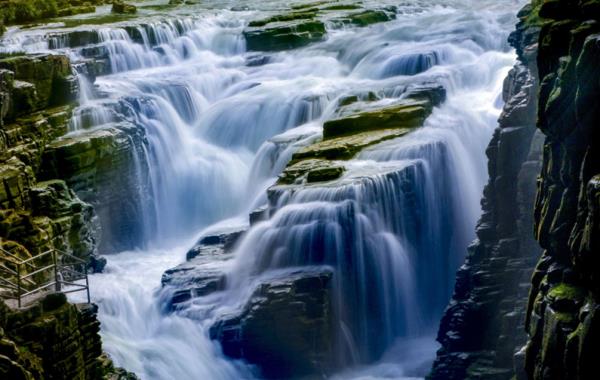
[
  {"x1": 431, "y1": 1, "x2": 600, "y2": 379},
  {"x1": 430, "y1": 4, "x2": 543, "y2": 379},
  {"x1": 525, "y1": 0, "x2": 600, "y2": 379}
]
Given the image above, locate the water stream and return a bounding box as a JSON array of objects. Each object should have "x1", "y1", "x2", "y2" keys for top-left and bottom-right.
[{"x1": 1, "y1": 0, "x2": 523, "y2": 378}]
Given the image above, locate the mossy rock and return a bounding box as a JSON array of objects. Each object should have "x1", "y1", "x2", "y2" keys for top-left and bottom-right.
[
  {"x1": 0, "y1": 54, "x2": 75, "y2": 112},
  {"x1": 111, "y1": 1, "x2": 137, "y2": 14},
  {"x1": 291, "y1": 1, "x2": 331, "y2": 10},
  {"x1": 278, "y1": 159, "x2": 345, "y2": 185},
  {"x1": 293, "y1": 128, "x2": 413, "y2": 161},
  {"x1": 547, "y1": 283, "x2": 587, "y2": 312},
  {"x1": 248, "y1": 11, "x2": 318, "y2": 27},
  {"x1": 336, "y1": 9, "x2": 396, "y2": 27},
  {"x1": 244, "y1": 20, "x2": 326, "y2": 51},
  {"x1": 57, "y1": 5, "x2": 96, "y2": 17},
  {"x1": 48, "y1": 30, "x2": 101, "y2": 49},
  {"x1": 323, "y1": 99, "x2": 431, "y2": 139}
]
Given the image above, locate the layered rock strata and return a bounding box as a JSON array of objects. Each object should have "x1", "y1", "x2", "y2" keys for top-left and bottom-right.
[{"x1": 0, "y1": 293, "x2": 136, "y2": 380}]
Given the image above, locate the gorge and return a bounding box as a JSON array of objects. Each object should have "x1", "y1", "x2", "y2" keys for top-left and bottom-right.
[{"x1": 0, "y1": 1, "x2": 598, "y2": 380}]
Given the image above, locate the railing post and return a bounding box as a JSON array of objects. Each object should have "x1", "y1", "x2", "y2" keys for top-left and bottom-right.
[
  {"x1": 85, "y1": 265, "x2": 91, "y2": 304},
  {"x1": 53, "y1": 250, "x2": 60, "y2": 292},
  {"x1": 16, "y1": 262, "x2": 21, "y2": 308}
]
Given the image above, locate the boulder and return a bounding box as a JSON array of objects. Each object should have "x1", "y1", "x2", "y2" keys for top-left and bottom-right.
[
  {"x1": 210, "y1": 267, "x2": 334, "y2": 379},
  {"x1": 161, "y1": 226, "x2": 247, "y2": 309}
]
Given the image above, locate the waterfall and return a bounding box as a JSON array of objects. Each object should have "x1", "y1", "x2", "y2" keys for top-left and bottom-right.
[{"x1": 1, "y1": 0, "x2": 524, "y2": 378}]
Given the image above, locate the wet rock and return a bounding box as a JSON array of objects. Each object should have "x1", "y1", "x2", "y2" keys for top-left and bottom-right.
[
  {"x1": 112, "y1": 2, "x2": 137, "y2": 15},
  {"x1": 40, "y1": 122, "x2": 151, "y2": 253},
  {"x1": 162, "y1": 247, "x2": 231, "y2": 310},
  {"x1": 248, "y1": 11, "x2": 318, "y2": 27},
  {"x1": 249, "y1": 205, "x2": 269, "y2": 225},
  {"x1": 293, "y1": 128, "x2": 412, "y2": 161},
  {"x1": 48, "y1": 30, "x2": 101, "y2": 50},
  {"x1": 323, "y1": 99, "x2": 431, "y2": 139},
  {"x1": 162, "y1": 226, "x2": 247, "y2": 309},
  {"x1": 210, "y1": 267, "x2": 334, "y2": 379},
  {"x1": 185, "y1": 226, "x2": 246, "y2": 260},
  {"x1": 334, "y1": 8, "x2": 396, "y2": 27},
  {"x1": 244, "y1": 20, "x2": 326, "y2": 51}
]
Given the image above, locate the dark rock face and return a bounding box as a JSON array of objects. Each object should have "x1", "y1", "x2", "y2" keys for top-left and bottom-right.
[
  {"x1": 39, "y1": 121, "x2": 151, "y2": 254},
  {"x1": 523, "y1": 1, "x2": 600, "y2": 379},
  {"x1": 210, "y1": 267, "x2": 334, "y2": 379},
  {"x1": 432, "y1": 1, "x2": 600, "y2": 380},
  {"x1": 161, "y1": 226, "x2": 246, "y2": 310},
  {"x1": 0, "y1": 294, "x2": 135, "y2": 380},
  {"x1": 161, "y1": 225, "x2": 335, "y2": 378},
  {"x1": 429, "y1": 5, "x2": 543, "y2": 380}
]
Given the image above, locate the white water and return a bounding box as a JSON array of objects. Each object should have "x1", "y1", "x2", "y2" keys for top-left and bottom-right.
[{"x1": 2, "y1": 0, "x2": 523, "y2": 378}]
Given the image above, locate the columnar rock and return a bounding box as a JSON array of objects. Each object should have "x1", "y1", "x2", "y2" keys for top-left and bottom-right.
[
  {"x1": 429, "y1": 4, "x2": 543, "y2": 379},
  {"x1": 524, "y1": 1, "x2": 600, "y2": 379}
]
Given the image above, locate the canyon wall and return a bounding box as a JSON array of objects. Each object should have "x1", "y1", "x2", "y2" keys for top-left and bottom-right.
[
  {"x1": 430, "y1": 4, "x2": 543, "y2": 378},
  {"x1": 431, "y1": 1, "x2": 600, "y2": 379},
  {"x1": 0, "y1": 45, "x2": 143, "y2": 380},
  {"x1": 525, "y1": 0, "x2": 600, "y2": 379}
]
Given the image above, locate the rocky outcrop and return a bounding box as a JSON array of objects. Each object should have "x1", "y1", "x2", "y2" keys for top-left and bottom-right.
[
  {"x1": 277, "y1": 83, "x2": 445, "y2": 185},
  {"x1": 40, "y1": 122, "x2": 151, "y2": 254},
  {"x1": 210, "y1": 267, "x2": 334, "y2": 379},
  {"x1": 0, "y1": 293, "x2": 136, "y2": 380},
  {"x1": 0, "y1": 53, "x2": 102, "y2": 267},
  {"x1": 429, "y1": 4, "x2": 543, "y2": 380},
  {"x1": 161, "y1": 226, "x2": 246, "y2": 310},
  {"x1": 243, "y1": 2, "x2": 397, "y2": 52},
  {"x1": 161, "y1": 225, "x2": 334, "y2": 378},
  {"x1": 524, "y1": 1, "x2": 600, "y2": 379}
]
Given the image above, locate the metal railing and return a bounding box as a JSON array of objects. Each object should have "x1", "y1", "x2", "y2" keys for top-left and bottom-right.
[{"x1": 0, "y1": 246, "x2": 90, "y2": 308}]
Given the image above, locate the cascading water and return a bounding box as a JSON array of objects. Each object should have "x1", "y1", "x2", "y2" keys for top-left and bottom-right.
[{"x1": 1, "y1": 0, "x2": 524, "y2": 378}]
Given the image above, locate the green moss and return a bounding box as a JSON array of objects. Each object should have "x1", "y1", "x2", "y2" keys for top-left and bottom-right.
[
  {"x1": 112, "y1": 1, "x2": 137, "y2": 15},
  {"x1": 244, "y1": 20, "x2": 326, "y2": 51},
  {"x1": 523, "y1": 1, "x2": 546, "y2": 27},
  {"x1": 548, "y1": 283, "x2": 586, "y2": 301},
  {"x1": 323, "y1": 99, "x2": 431, "y2": 139},
  {"x1": 347, "y1": 10, "x2": 393, "y2": 26},
  {"x1": 293, "y1": 128, "x2": 412, "y2": 161},
  {"x1": 306, "y1": 166, "x2": 344, "y2": 183},
  {"x1": 321, "y1": 4, "x2": 361, "y2": 11}
]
